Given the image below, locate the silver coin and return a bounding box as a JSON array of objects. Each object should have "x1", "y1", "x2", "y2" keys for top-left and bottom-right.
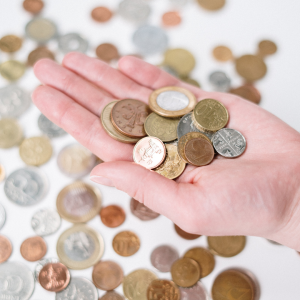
[
  {"x1": 212, "y1": 128, "x2": 246, "y2": 158},
  {"x1": 150, "y1": 245, "x2": 179, "y2": 272},
  {"x1": 56, "y1": 277, "x2": 98, "y2": 300},
  {"x1": 25, "y1": 18, "x2": 58, "y2": 43},
  {"x1": 58, "y1": 33, "x2": 89, "y2": 54},
  {"x1": 159, "y1": 65, "x2": 179, "y2": 78},
  {"x1": 31, "y1": 208, "x2": 61, "y2": 236},
  {"x1": 34, "y1": 257, "x2": 59, "y2": 282},
  {"x1": 209, "y1": 71, "x2": 231, "y2": 92},
  {"x1": 0, "y1": 261, "x2": 35, "y2": 300},
  {"x1": 119, "y1": 0, "x2": 151, "y2": 23},
  {"x1": 0, "y1": 203, "x2": 6, "y2": 230},
  {"x1": 180, "y1": 282, "x2": 210, "y2": 300},
  {"x1": 0, "y1": 85, "x2": 31, "y2": 118},
  {"x1": 4, "y1": 167, "x2": 49, "y2": 206},
  {"x1": 157, "y1": 91, "x2": 189, "y2": 111},
  {"x1": 38, "y1": 114, "x2": 67, "y2": 138},
  {"x1": 132, "y1": 25, "x2": 168, "y2": 55}
]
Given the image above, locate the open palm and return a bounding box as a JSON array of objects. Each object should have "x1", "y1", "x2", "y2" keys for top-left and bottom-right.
[{"x1": 32, "y1": 53, "x2": 300, "y2": 250}]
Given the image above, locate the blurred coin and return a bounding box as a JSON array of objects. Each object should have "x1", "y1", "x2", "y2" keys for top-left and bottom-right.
[
  {"x1": 0, "y1": 35, "x2": 22, "y2": 53},
  {"x1": 0, "y1": 203, "x2": 6, "y2": 229},
  {"x1": 57, "y1": 143, "x2": 96, "y2": 178},
  {"x1": 181, "y1": 77, "x2": 201, "y2": 87},
  {"x1": 20, "y1": 236, "x2": 47, "y2": 262},
  {"x1": 58, "y1": 33, "x2": 89, "y2": 54},
  {"x1": 119, "y1": 0, "x2": 151, "y2": 23},
  {"x1": 0, "y1": 235, "x2": 12, "y2": 263},
  {"x1": 28, "y1": 47, "x2": 55, "y2": 66},
  {"x1": 150, "y1": 245, "x2": 179, "y2": 272},
  {"x1": 123, "y1": 269, "x2": 157, "y2": 300},
  {"x1": 96, "y1": 43, "x2": 119, "y2": 62},
  {"x1": 147, "y1": 279, "x2": 180, "y2": 300},
  {"x1": 35, "y1": 257, "x2": 59, "y2": 281},
  {"x1": 0, "y1": 119, "x2": 23, "y2": 149},
  {"x1": 31, "y1": 208, "x2": 61, "y2": 236},
  {"x1": 130, "y1": 198, "x2": 160, "y2": 221},
  {"x1": 91, "y1": 6, "x2": 113, "y2": 22},
  {"x1": 229, "y1": 84, "x2": 261, "y2": 104},
  {"x1": 133, "y1": 25, "x2": 168, "y2": 55},
  {"x1": 162, "y1": 11, "x2": 182, "y2": 27},
  {"x1": 170, "y1": 0, "x2": 188, "y2": 6},
  {"x1": 100, "y1": 205, "x2": 126, "y2": 228},
  {"x1": 100, "y1": 291, "x2": 125, "y2": 300},
  {"x1": 212, "y1": 45, "x2": 233, "y2": 62},
  {"x1": 196, "y1": 0, "x2": 225, "y2": 10},
  {"x1": 258, "y1": 40, "x2": 277, "y2": 56},
  {"x1": 57, "y1": 224, "x2": 104, "y2": 270},
  {"x1": 0, "y1": 60, "x2": 26, "y2": 81},
  {"x1": 207, "y1": 236, "x2": 246, "y2": 257},
  {"x1": 180, "y1": 281, "x2": 210, "y2": 300},
  {"x1": 92, "y1": 260, "x2": 123, "y2": 290},
  {"x1": 4, "y1": 167, "x2": 48, "y2": 206},
  {"x1": 209, "y1": 70, "x2": 231, "y2": 92},
  {"x1": 0, "y1": 262, "x2": 34, "y2": 300},
  {"x1": 0, "y1": 165, "x2": 5, "y2": 182},
  {"x1": 174, "y1": 224, "x2": 201, "y2": 240},
  {"x1": 23, "y1": 0, "x2": 44, "y2": 14},
  {"x1": 113, "y1": 231, "x2": 140, "y2": 257},
  {"x1": 38, "y1": 113, "x2": 66, "y2": 138}
]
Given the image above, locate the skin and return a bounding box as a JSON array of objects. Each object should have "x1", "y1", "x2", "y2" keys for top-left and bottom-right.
[{"x1": 32, "y1": 52, "x2": 300, "y2": 250}]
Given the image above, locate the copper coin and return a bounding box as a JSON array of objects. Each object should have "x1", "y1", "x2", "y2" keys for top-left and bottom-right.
[
  {"x1": 150, "y1": 245, "x2": 179, "y2": 272},
  {"x1": 100, "y1": 291, "x2": 125, "y2": 300},
  {"x1": 0, "y1": 235, "x2": 12, "y2": 263},
  {"x1": 39, "y1": 262, "x2": 70, "y2": 292},
  {"x1": 184, "y1": 138, "x2": 214, "y2": 166},
  {"x1": 147, "y1": 279, "x2": 180, "y2": 300},
  {"x1": 112, "y1": 231, "x2": 140, "y2": 257},
  {"x1": 197, "y1": 0, "x2": 225, "y2": 10},
  {"x1": 213, "y1": 45, "x2": 233, "y2": 62},
  {"x1": 258, "y1": 40, "x2": 277, "y2": 56},
  {"x1": 96, "y1": 43, "x2": 119, "y2": 62},
  {"x1": 20, "y1": 236, "x2": 47, "y2": 262},
  {"x1": 0, "y1": 35, "x2": 22, "y2": 53},
  {"x1": 111, "y1": 99, "x2": 150, "y2": 138},
  {"x1": 207, "y1": 236, "x2": 246, "y2": 257},
  {"x1": 100, "y1": 205, "x2": 126, "y2": 228},
  {"x1": 230, "y1": 84, "x2": 261, "y2": 104},
  {"x1": 174, "y1": 224, "x2": 201, "y2": 240},
  {"x1": 162, "y1": 11, "x2": 182, "y2": 27},
  {"x1": 91, "y1": 7, "x2": 113, "y2": 22},
  {"x1": 130, "y1": 198, "x2": 160, "y2": 221},
  {"x1": 28, "y1": 46, "x2": 55, "y2": 66},
  {"x1": 23, "y1": 0, "x2": 44, "y2": 14},
  {"x1": 92, "y1": 260, "x2": 124, "y2": 291}
]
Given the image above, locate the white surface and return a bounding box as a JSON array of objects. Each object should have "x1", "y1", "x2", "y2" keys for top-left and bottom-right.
[{"x1": 1, "y1": 0, "x2": 300, "y2": 299}]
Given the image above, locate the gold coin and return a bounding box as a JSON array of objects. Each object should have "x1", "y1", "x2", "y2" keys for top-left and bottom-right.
[
  {"x1": 149, "y1": 86, "x2": 197, "y2": 118},
  {"x1": 196, "y1": 0, "x2": 226, "y2": 10},
  {"x1": 171, "y1": 257, "x2": 201, "y2": 288},
  {"x1": 123, "y1": 269, "x2": 157, "y2": 300},
  {"x1": 19, "y1": 136, "x2": 52, "y2": 166},
  {"x1": 101, "y1": 101, "x2": 140, "y2": 144},
  {"x1": 212, "y1": 45, "x2": 233, "y2": 62},
  {"x1": 147, "y1": 279, "x2": 180, "y2": 300},
  {"x1": 0, "y1": 35, "x2": 22, "y2": 53},
  {"x1": 57, "y1": 181, "x2": 102, "y2": 223},
  {"x1": 258, "y1": 40, "x2": 277, "y2": 56},
  {"x1": 235, "y1": 54, "x2": 267, "y2": 82},
  {"x1": 184, "y1": 247, "x2": 215, "y2": 278},
  {"x1": 0, "y1": 119, "x2": 23, "y2": 149},
  {"x1": 181, "y1": 77, "x2": 201, "y2": 87},
  {"x1": 25, "y1": 18, "x2": 57, "y2": 43},
  {"x1": 154, "y1": 144, "x2": 186, "y2": 179},
  {"x1": 0, "y1": 60, "x2": 26, "y2": 81},
  {"x1": 112, "y1": 231, "x2": 140, "y2": 257},
  {"x1": 164, "y1": 48, "x2": 196, "y2": 76},
  {"x1": 0, "y1": 165, "x2": 5, "y2": 182},
  {"x1": 57, "y1": 224, "x2": 104, "y2": 270},
  {"x1": 207, "y1": 236, "x2": 246, "y2": 257},
  {"x1": 193, "y1": 99, "x2": 228, "y2": 132}
]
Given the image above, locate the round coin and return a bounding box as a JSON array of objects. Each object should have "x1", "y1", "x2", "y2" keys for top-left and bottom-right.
[
  {"x1": 209, "y1": 70, "x2": 231, "y2": 92},
  {"x1": 258, "y1": 40, "x2": 277, "y2": 56},
  {"x1": 130, "y1": 198, "x2": 160, "y2": 221},
  {"x1": 92, "y1": 260, "x2": 123, "y2": 290},
  {"x1": 96, "y1": 43, "x2": 119, "y2": 62},
  {"x1": 174, "y1": 224, "x2": 201, "y2": 240},
  {"x1": 100, "y1": 291, "x2": 125, "y2": 300},
  {"x1": 229, "y1": 84, "x2": 261, "y2": 104},
  {"x1": 20, "y1": 236, "x2": 47, "y2": 262},
  {"x1": 162, "y1": 11, "x2": 182, "y2": 27},
  {"x1": 38, "y1": 113, "x2": 66, "y2": 138},
  {"x1": 0, "y1": 118, "x2": 23, "y2": 148},
  {"x1": 180, "y1": 281, "x2": 210, "y2": 300},
  {"x1": 28, "y1": 47, "x2": 55, "y2": 66},
  {"x1": 150, "y1": 245, "x2": 179, "y2": 272},
  {"x1": 23, "y1": 0, "x2": 44, "y2": 14},
  {"x1": 91, "y1": 6, "x2": 113, "y2": 22},
  {"x1": 207, "y1": 236, "x2": 246, "y2": 257},
  {"x1": 0, "y1": 235, "x2": 12, "y2": 263},
  {"x1": 59, "y1": 33, "x2": 89, "y2": 54},
  {"x1": 0, "y1": 203, "x2": 6, "y2": 229},
  {"x1": 113, "y1": 231, "x2": 140, "y2": 257},
  {"x1": 119, "y1": 0, "x2": 151, "y2": 23},
  {"x1": 0, "y1": 60, "x2": 26, "y2": 81},
  {"x1": 212, "y1": 45, "x2": 233, "y2": 62},
  {"x1": 196, "y1": 0, "x2": 225, "y2": 10},
  {"x1": 100, "y1": 205, "x2": 126, "y2": 228},
  {"x1": 147, "y1": 279, "x2": 180, "y2": 300},
  {"x1": 34, "y1": 257, "x2": 59, "y2": 281},
  {"x1": 0, "y1": 35, "x2": 22, "y2": 53}
]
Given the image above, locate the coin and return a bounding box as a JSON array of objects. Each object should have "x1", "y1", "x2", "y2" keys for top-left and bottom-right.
[
  {"x1": 212, "y1": 45, "x2": 233, "y2": 62},
  {"x1": 154, "y1": 144, "x2": 186, "y2": 179},
  {"x1": 0, "y1": 262, "x2": 35, "y2": 300},
  {"x1": 113, "y1": 231, "x2": 140, "y2": 257},
  {"x1": 119, "y1": 0, "x2": 151, "y2": 23},
  {"x1": 31, "y1": 208, "x2": 61, "y2": 236},
  {"x1": 130, "y1": 198, "x2": 160, "y2": 221},
  {"x1": 229, "y1": 84, "x2": 261, "y2": 104},
  {"x1": 38, "y1": 113, "x2": 66, "y2": 137},
  {"x1": 57, "y1": 181, "x2": 102, "y2": 223},
  {"x1": 162, "y1": 11, "x2": 182, "y2": 27},
  {"x1": 170, "y1": 0, "x2": 188, "y2": 6},
  {"x1": 258, "y1": 40, "x2": 277, "y2": 56},
  {"x1": 207, "y1": 236, "x2": 246, "y2": 257},
  {"x1": 180, "y1": 281, "x2": 210, "y2": 300},
  {"x1": 174, "y1": 224, "x2": 201, "y2": 240},
  {"x1": 100, "y1": 291, "x2": 125, "y2": 300},
  {"x1": 92, "y1": 260, "x2": 123, "y2": 290},
  {"x1": 57, "y1": 143, "x2": 97, "y2": 178},
  {"x1": 0, "y1": 203, "x2": 6, "y2": 230},
  {"x1": 0, "y1": 35, "x2": 22, "y2": 52},
  {"x1": 171, "y1": 257, "x2": 201, "y2": 287},
  {"x1": 91, "y1": 6, "x2": 113, "y2": 22},
  {"x1": 196, "y1": 0, "x2": 225, "y2": 10},
  {"x1": 123, "y1": 269, "x2": 157, "y2": 300},
  {"x1": 20, "y1": 236, "x2": 47, "y2": 262},
  {"x1": 0, "y1": 60, "x2": 26, "y2": 81},
  {"x1": 235, "y1": 54, "x2": 267, "y2": 82},
  {"x1": 100, "y1": 205, "x2": 126, "y2": 228},
  {"x1": 0, "y1": 165, "x2": 5, "y2": 182},
  {"x1": 35, "y1": 257, "x2": 59, "y2": 281},
  {"x1": 96, "y1": 43, "x2": 119, "y2": 62},
  {"x1": 133, "y1": 137, "x2": 166, "y2": 169},
  {"x1": 23, "y1": 0, "x2": 44, "y2": 14},
  {"x1": 4, "y1": 167, "x2": 48, "y2": 206},
  {"x1": 0, "y1": 118, "x2": 23, "y2": 148},
  {"x1": 147, "y1": 279, "x2": 180, "y2": 300},
  {"x1": 28, "y1": 47, "x2": 55, "y2": 66},
  {"x1": 0, "y1": 235, "x2": 12, "y2": 263},
  {"x1": 150, "y1": 245, "x2": 179, "y2": 272},
  {"x1": 209, "y1": 71, "x2": 231, "y2": 92},
  {"x1": 59, "y1": 33, "x2": 89, "y2": 54}
]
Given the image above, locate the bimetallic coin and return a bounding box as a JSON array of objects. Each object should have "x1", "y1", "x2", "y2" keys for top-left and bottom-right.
[
  {"x1": 0, "y1": 60, "x2": 26, "y2": 81},
  {"x1": 207, "y1": 236, "x2": 246, "y2": 257},
  {"x1": 209, "y1": 71, "x2": 231, "y2": 92},
  {"x1": 150, "y1": 245, "x2": 179, "y2": 272},
  {"x1": 34, "y1": 257, "x2": 59, "y2": 281},
  {"x1": 0, "y1": 203, "x2": 6, "y2": 230},
  {"x1": 28, "y1": 47, "x2": 55, "y2": 66},
  {"x1": 147, "y1": 280, "x2": 180, "y2": 300},
  {"x1": 0, "y1": 119, "x2": 23, "y2": 149},
  {"x1": 119, "y1": 0, "x2": 151, "y2": 23},
  {"x1": 4, "y1": 167, "x2": 48, "y2": 206},
  {"x1": 23, "y1": 0, "x2": 44, "y2": 14},
  {"x1": 96, "y1": 43, "x2": 119, "y2": 62},
  {"x1": 212, "y1": 128, "x2": 246, "y2": 158},
  {"x1": 212, "y1": 45, "x2": 233, "y2": 62},
  {"x1": 130, "y1": 198, "x2": 160, "y2": 221},
  {"x1": 162, "y1": 11, "x2": 182, "y2": 27},
  {"x1": 100, "y1": 205, "x2": 126, "y2": 228},
  {"x1": 38, "y1": 113, "x2": 66, "y2": 138},
  {"x1": 180, "y1": 282, "x2": 210, "y2": 300},
  {"x1": 91, "y1": 7, "x2": 113, "y2": 22},
  {"x1": 229, "y1": 84, "x2": 261, "y2": 104},
  {"x1": 0, "y1": 235, "x2": 12, "y2": 263},
  {"x1": 174, "y1": 224, "x2": 201, "y2": 240},
  {"x1": 20, "y1": 236, "x2": 47, "y2": 262},
  {"x1": 100, "y1": 291, "x2": 125, "y2": 300},
  {"x1": 31, "y1": 208, "x2": 61, "y2": 236},
  {"x1": 0, "y1": 35, "x2": 22, "y2": 53},
  {"x1": 113, "y1": 231, "x2": 140, "y2": 257},
  {"x1": 58, "y1": 33, "x2": 89, "y2": 54},
  {"x1": 196, "y1": 0, "x2": 225, "y2": 10},
  {"x1": 258, "y1": 40, "x2": 277, "y2": 56}
]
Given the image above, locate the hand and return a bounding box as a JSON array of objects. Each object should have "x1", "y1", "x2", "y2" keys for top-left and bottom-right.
[{"x1": 32, "y1": 53, "x2": 300, "y2": 250}]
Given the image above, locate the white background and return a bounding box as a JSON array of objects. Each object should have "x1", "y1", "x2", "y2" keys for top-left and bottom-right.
[{"x1": 1, "y1": 0, "x2": 300, "y2": 299}]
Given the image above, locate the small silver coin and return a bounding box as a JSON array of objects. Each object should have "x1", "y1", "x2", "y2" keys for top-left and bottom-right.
[
  {"x1": 119, "y1": 0, "x2": 151, "y2": 23},
  {"x1": 150, "y1": 245, "x2": 179, "y2": 272},
  {"x1": 31, "y1": 208, "x2": 61, "y2": 236},
  {"x1": 0, "y1": 261, "x2": 35, "y2": 300},
  {"x1": 212, "y1": 128, "x2": 246, "y2": 158},
  {"x1": 0, "y1": 203, "x2": 6, "y2": 230},
  {"x1": 56, "y1": 277, "x2": 98, "y2": 300},
  {"x1": 133, "y1": 25, "x2": 168, "y2": 55},
  {"x1": 0, "y1": 85, "x2": 31, "y2": 118},
  {"x1": 25, "y1": 18, "x2": 58, "y2": 43},
  {"x1": 34, "y1": 257, "x2": 59, "y2": 282},
  {"x1": 157, "y1": 91, "x2": 189, "y2": 111},
  {"x1": 209, "y1": 70, "x2": 231, "y2": 92},
  {"x1": 38, "y1": 114, "x2": 67, "y2": 138},
  {"x1": 58, "y1": 33, "x2": 89, "y2": 54},
  {"x1": 4, "y1": 167, "x2": 49, "y2": 206},
  {"x1": 180, "y1": 282, "x2": 210, "y2": 300},
  {"x1": 159, "y1": 65, "x2": 179, "y2": 78}
]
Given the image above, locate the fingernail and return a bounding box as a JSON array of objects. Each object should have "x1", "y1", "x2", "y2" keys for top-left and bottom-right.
[{"x1": 90, "y1": 175, "x2": 114, "y2": 187}]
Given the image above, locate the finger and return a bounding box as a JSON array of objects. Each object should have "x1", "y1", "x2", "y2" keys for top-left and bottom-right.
[
  {"x1": 62, "y1": 52, "x2": 152, "y2": 102},
  {"x1": 32, "y1": 85, "x2": 133, "y2": 162}
]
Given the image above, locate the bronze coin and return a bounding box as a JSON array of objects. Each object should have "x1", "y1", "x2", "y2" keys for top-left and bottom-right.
[
  {"x1": 229, "y1": 84, "x2": 261, "y2": 104},
  {"x1": 100, "y1": 291, "x2": 125, "y2": 300},
  {"x1": 258, "y1": 40, "x2": 277, "y2": 56},
  {"x1": 91, "y1": 7, "x2": 113, "y2": 22},
  {"x1": 0, "y1": 35, "x2": 22, "y2": 53},
  {"x1": 162, "y1": 11, "x2": 182, "y2": 27},
  {"x1": 28, "y1": 46, "x2": 55, "y2": 67},
  {"x1": 92, "y1": 260, "x2": 124, "y2": 291},
  {"x1": 196, "y1": 0, "x2": 225, "y2": 11},
  {"x1": 111, "y1": 99, "x2": 151, "y2": 138},
  {"x1": 23, "y1": 0, "x2": 44, "y2": 14},
  {"x1": 112, "y1": 231, "x2": 140, "y2": 257},
  {"x1": 39, "y1": 262, "x2": 70, "y2": 292},
  {"x1": 130, "y1": 198, "x2": 160, "y2": 221},
  {"x1": 100, "y1": 205, "x2": 126, "y2": 228},
  {"x1": 20, "y1": 236, "x2": 47, "y2": 262},
  {"x1": 184, "y1": 138, "x2": 214, "y2": 166},
  {"x1": 147, "y1": 279, "x2": 180, "y2": 300},
  {"x1": 207, "y1": 236, "x2": 246, "y2": 257},
  {"x1": 174, "y1": 224, "x2": 201, "y2": 240},
  {"x1": 213, "y1": 45, "x2": 233, "y2": 62},
  {"x1": 96, "y1": 43, "x2": 119, "y2": 62},
  {"x1": 0, "y1": 235, "x2": 12, "y2": 263}
]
